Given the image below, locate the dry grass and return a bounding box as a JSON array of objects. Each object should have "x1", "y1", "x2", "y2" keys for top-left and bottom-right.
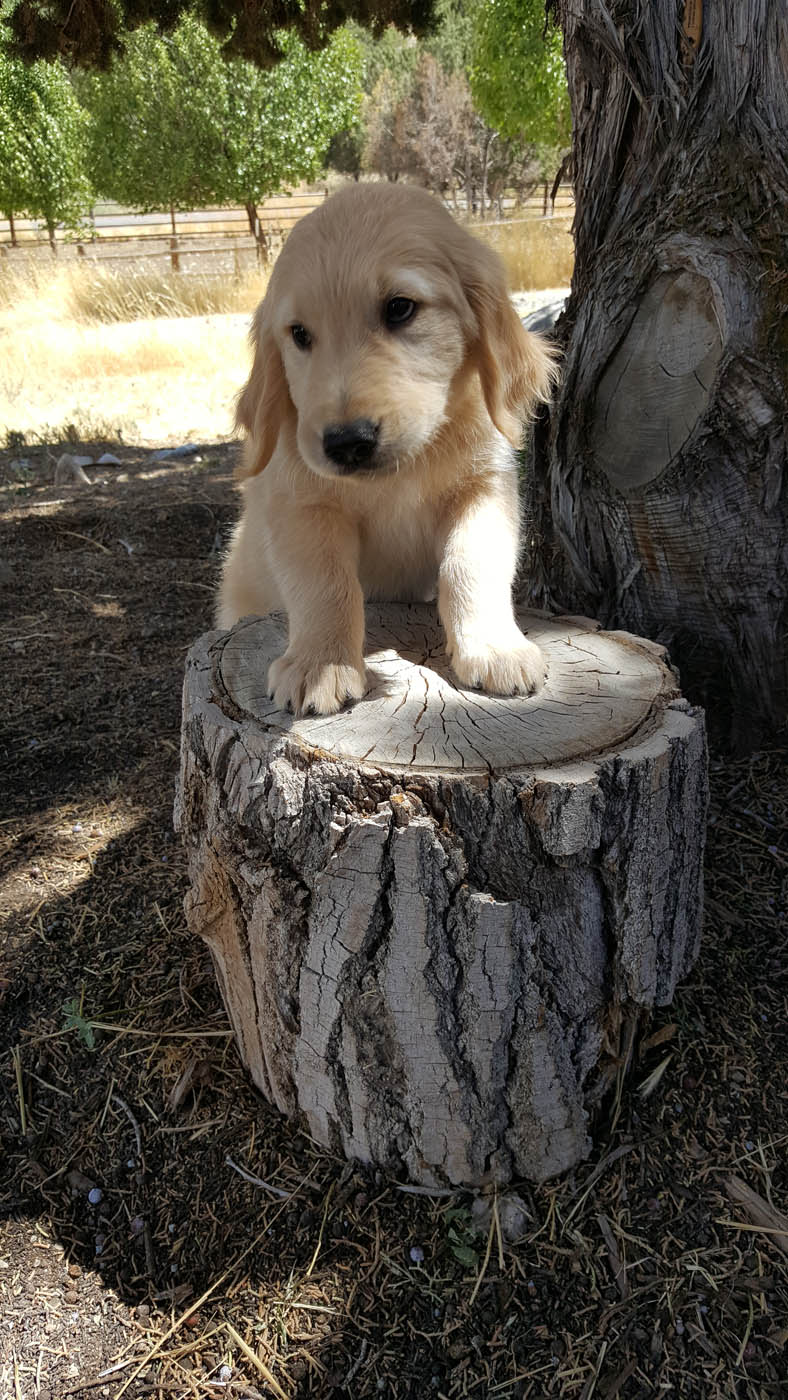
[
  {"x1": 469, "y1": 216, "x2": 575, "y2": 292},
  {"x1": 66, "y1": 266, "x2": 264, "y2": 324},
  {"x1": 0, "y1": 261, "x2": 262, "y2": 445}
]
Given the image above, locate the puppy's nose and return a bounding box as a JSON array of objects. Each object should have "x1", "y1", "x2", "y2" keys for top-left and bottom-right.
[{"x1": 323, "y1": 419, "x2": 379, "y2": 471}]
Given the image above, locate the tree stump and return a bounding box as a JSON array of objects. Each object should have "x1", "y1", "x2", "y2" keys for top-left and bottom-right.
[{"x1": 175, "y1": 605, "x2": 707, "y2": 1187}]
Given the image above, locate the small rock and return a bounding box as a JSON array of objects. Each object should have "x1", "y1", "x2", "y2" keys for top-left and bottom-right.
[
  {"x1": 68, "y1": 1263, "x2": 82, "y2": 1278},
  {"x1": 218, "y1": 1364, "x2": 232, "y2": 1382},
  {"x1": 54, "y1": 454, "x2": 91, "y2": 487},
  {"x1": 151, "y1": 443, "x2": 200, "y2": 461},
  {"x1": 64, "y1": 1289, "x2": 79, "y2": 1305},
  {"x1": 87, "y1": 1187, "x2": 103, "y2": 1205},
  {"x1": 409, "y1": 1245, "x2": 425, "y2": 1264},
  {"x1": 498, "y1": 1193, "x2": 531, "y2": 1242},
  {"x1": 67, "y1": 1170, "x2": 95, "y2": 1194}
]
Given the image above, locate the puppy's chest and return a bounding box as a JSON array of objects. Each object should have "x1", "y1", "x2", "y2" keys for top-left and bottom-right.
[{"x1": 357, "y1": 500, "x2": 439, "y2": 603}]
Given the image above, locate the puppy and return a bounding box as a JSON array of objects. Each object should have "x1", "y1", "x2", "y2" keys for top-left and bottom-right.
[{"x1": 218, "y1": 183, "x2": 558, "y2": 716}]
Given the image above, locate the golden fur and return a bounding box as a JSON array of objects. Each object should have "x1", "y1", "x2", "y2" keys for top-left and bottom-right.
[{"x1": 218, "y1": 183, "x2": 558, "y2": 716}]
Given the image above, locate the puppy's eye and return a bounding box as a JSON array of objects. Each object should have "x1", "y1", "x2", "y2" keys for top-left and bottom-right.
[
  {"x1": 384, "y1": 297, "x2": 417, "y2": 328},
  {"x1": 291, "y1": 324, "x2": 312, "y2": 350}
]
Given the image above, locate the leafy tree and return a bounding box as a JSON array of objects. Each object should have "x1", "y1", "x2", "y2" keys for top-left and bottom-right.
[
  {"x1": 78, "y1": 15, "x2": 230, "y2": 216},
  {"x1": 423, "y1": 0, "x2": 473, "y2": 76},
  {"x1": 328, "y1": 20, "x2": 418, "y2": 181},
  {"x1": 79, "y1": 17, "x2": 362, "y2": 255},
  {"x1": 0, "y1": 47, "x2": 92, "y2": 249},
  {"x1": 223, "y1": 27, "x2": 362, "y2": 253},
  {"x1": 470, "y1": 0, "x2": 570, "y2": 148}
]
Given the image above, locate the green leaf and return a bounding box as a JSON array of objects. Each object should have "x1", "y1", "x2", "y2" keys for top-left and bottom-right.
[{"x1": 62, "y1": 996, "x2": 97, "y2": 1049}]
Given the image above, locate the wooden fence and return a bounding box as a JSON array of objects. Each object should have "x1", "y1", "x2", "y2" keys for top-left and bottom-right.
[{"x1": 0, "y1": 185, "x2": 574, "y2": 272}]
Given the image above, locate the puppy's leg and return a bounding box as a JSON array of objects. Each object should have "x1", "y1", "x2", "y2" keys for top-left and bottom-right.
[
  {"x1": 267, "y1": 508, "x2": 366, "y2": 716},
  {"x1": 216, "y1": 518, "x2": 281, "y2": 629},
  {"x1": 438, "y1": 488, "x2": 546, "y2": 697}
]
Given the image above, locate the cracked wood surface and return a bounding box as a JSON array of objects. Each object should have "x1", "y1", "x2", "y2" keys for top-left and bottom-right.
[
  {"x1": 176, "y1": 606, "x2": 708, "y2": 1186},
  {"x1": 218, "y1": 605, "x2": 676, "y2": 772}
]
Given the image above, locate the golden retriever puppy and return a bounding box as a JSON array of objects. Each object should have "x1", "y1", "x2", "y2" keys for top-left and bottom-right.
[{"x1": 217, "y1": 182, "x2": 558, "y2": 716}]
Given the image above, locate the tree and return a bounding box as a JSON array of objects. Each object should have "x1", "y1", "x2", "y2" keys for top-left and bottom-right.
[
  {"x1": 0, "y1": 48, "x2": 92, "y2": 249},
  {"x1": 471, "y1": 0, "x2": 570, "y2": 148},
  {"x1": 328, "y1": 20, "x2": 418, "y2": 182},
  {"x1": 78, "y1": 16, "x2": 230, "y2": 218},
  {"x1": 79, "y1": 17, "x2": 362, "y2": 257},
  {"x1": 524, "y1": 0, "x2": 787, "y2": 743},
  {"x1": 223, "y1": 27, "x2": 362, "y2": 255}
]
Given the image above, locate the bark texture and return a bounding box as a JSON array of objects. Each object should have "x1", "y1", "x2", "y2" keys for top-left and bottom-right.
[
  {"x1": 528, "y1": 0, "x2": 787, "y2": 746},
  {"x1": 176, "y1": 605, "x2": 707, "y2": 1187}
]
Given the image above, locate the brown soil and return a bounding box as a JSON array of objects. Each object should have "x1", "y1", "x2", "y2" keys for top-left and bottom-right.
[{"x1": 0, "y1": 441, "x2": 786, "y2": 1400}]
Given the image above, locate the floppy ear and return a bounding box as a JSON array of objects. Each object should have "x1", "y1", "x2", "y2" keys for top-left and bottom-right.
[
  {"x1": 460, "y1": 240, "x2": 560, "y2": 446},
  {"x1": 235, "y1": 302, "x2": 294, "y2": 478}
]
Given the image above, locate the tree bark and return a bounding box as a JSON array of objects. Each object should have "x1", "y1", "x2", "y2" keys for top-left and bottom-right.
[
  {"x1": 529, "y1": 1, "x2": 787, "y2": 746},
  {"x1": 176, "y1": 605, "x2": 707, "y2": 1187}
]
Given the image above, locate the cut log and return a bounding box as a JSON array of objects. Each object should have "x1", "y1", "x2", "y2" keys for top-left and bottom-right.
[{"x1": 175, "y1": 605, "x2": 707, "y2": 1187}]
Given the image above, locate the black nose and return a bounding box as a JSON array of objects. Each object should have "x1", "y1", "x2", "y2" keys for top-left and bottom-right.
[{"x1": 322, "y1": 419, "x2": 379, "y2": 472}]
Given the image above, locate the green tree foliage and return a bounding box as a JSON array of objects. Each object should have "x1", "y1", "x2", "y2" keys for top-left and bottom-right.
[
  {"x1": 0, "y1": 46, "x2": 92, "y2": 246},
  {"x1": 470, "y1": 0, "x2": 570, "y2": 148},
  {"x1": 423, "y1": 0, "x2": 473, "y2": 76},
  {"x1": 77, "y1": 15, "x2": 230, "y2": 212},
  {"x1": 79, "y1": 16, "x2": 361, "y2": 248},
  {"x1": 6, "y1": 0, "x2": 434, "y2": 69},
  {"x1": 326, "y1": 21, "x2": 418, "y2": 183},
  {"x1": 224, "y1": 28, "x2": 362, "y2": 207}
]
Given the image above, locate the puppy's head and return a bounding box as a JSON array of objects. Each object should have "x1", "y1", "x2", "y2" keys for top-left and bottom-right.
[{"x1": 237, "y1": 184, "x2": 558, "y2": 481}]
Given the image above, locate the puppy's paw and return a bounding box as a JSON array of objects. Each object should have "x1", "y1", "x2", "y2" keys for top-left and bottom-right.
[
  {"x1": 268, "y1": 652, "x2": 366, "y2": 716},
  {"x1": 451, "y1": 631, "x2": 547, "y2": 697}
]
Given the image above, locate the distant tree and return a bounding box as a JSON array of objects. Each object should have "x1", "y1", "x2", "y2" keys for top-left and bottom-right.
[
  {"x1": 79, "y1": 17, "x2": 361, "y2": 256},
  {"x1": 471, "y1": 0, "x2": 570, "y2": 148},
  {"x1": 328, "y1": 21, "x2": 417, "y2": 181},
  {"x1": 423, "y1": 0, "x2": 473, "y2": 75},
  {"x1": 223, "y1": 27, "x2": 362, "y2": 255},
  {"x1": 363, "y1": 49, "x2": 541, "y2": 215},
  {"x1": 387, "y1": 52, "x2": 470, "y2": 196},
  {"x1": 362, "y1": 68, "x2": 411, "y2": 181},
  {"x1": 0, "y1": 47, "x2": 92, "y2": 250},
  {"x1": 78, "y1": 16, "x2": 229, "y2": 220}
]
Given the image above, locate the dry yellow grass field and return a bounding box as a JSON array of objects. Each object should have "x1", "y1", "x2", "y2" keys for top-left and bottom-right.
[{"x1": 1, "y1": 218, "x2": 572, "y2": 446}]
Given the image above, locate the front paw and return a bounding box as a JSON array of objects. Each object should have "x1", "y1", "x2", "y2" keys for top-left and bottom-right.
[
  {"x1": 268, "y1": 651, "x2": 366, "y2": 716},
  {"x1": 451, "y1": 631, "x2": 547, "y2": 697}
]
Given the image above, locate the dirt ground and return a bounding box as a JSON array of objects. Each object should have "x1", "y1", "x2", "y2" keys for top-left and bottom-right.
[{"x1": 0, "y1": 440, "x2": 786, "y2": 1400}]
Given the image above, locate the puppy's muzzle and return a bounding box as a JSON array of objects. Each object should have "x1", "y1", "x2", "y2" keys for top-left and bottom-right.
[{"x1": 323, "y1": 419, "x2": 380, "y2": 473}]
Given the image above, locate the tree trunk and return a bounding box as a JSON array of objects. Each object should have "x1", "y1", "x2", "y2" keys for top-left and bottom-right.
[
  {"x1": 245, "y1": 200, "x2": 270, "y2": 265},
  {"x1": 7, "y1": 211, "x2": 17, "y2": 247},
  {"x1": 530, "y1": 1, "x2": 787, "y2": 746},
  {"x1": 176, "y1": 605, "x2": 707, "y2": 1187}
]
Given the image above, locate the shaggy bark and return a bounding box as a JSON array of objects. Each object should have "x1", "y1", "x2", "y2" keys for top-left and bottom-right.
[
  {"x1": 527, "y1": 0, "x2": 787, "y2": 745},
  {"x1": 176, "y1": 605, "x2": 707, "y2": 1186}
]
